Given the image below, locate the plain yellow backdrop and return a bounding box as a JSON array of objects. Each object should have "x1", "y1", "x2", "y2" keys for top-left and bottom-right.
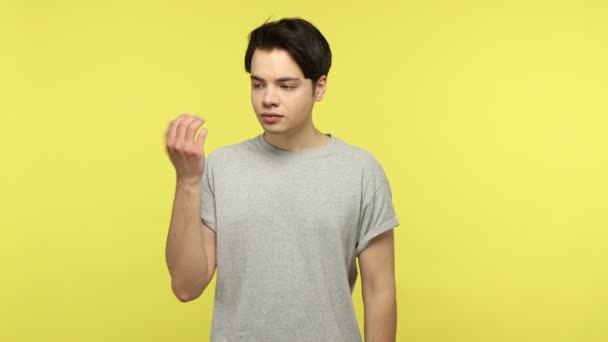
[{"x1": 2, "y1": 0, "x2": 607, "y2": 341}]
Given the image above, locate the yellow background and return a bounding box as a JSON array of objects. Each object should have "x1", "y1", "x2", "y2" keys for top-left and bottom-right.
[{"x1": 2, "y1": 0, "x2": 607, "y2": 341}]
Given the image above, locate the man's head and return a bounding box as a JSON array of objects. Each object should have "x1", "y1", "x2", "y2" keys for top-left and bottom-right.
[
  {"x1": 245, "y1": 17, "x2": 332, "y2": 94},
  {"x1": 244, "y1": 17, "x2": 332, "y2": 135}
]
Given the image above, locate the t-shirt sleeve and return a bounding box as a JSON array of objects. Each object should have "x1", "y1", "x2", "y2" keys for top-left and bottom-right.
[
  {"x1": 356, "y1": 156, "x2": 400, "y2": 256},
  {"x1": 200, "y1": 155, "x2": 217, "y2": 232}
]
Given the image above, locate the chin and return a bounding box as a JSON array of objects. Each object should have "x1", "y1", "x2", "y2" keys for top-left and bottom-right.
[
  {"x1": 260, "y1": 126, "x2": 283, "y2": 134},
  {"x1": 258, "y1": 119, "x2": 283, "y2": 130}
]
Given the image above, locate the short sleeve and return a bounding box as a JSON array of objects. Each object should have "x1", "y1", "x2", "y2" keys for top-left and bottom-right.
[
  {"x1": 200, "y1": 156, "x2": 217, "y2": 232},
  {"x1": 356, "y1": 157, "x2": 399, "y2": 256}
]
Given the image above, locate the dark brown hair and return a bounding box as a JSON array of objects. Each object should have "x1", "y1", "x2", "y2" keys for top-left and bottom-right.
[{"x1": 244, "y1": 17, "x2": 332, "y2": 84}]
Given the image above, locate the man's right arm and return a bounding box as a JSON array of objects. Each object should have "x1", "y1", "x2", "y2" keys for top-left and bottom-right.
[
  {"x1": 163, "y1": 113, "x2": 215, "y2": 302},
  {"x1": 165, "y1": 180, "x2": 217, "y2": 302}
]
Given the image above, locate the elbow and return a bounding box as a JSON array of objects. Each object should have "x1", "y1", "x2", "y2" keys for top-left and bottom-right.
[
  {"x1": 169, "y1": 266, "x2": 215, "y2": 302},
  {"x1": 175, "y1": 291, "x2": 200, "y2": 303},
  {"x1": 171, "y1": 280, "x2": 205, "y2": 303}
]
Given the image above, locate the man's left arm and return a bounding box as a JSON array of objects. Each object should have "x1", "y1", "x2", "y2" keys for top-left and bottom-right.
[{"x1": 358, "y1": 229, "x2": 397, "y2": 342}]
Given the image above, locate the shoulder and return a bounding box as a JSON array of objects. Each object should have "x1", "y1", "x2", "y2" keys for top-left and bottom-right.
[
  {"x1": 332, "y1": 136, "x2": 386, "y2": 174},
  {"x1": 332, "y1": 136, "x2": 392, "y2": 195}
]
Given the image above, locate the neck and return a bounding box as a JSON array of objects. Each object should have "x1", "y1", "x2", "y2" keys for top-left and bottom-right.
[{"x1": 263, "y1": 125, "x2": 330, "y2": 152}]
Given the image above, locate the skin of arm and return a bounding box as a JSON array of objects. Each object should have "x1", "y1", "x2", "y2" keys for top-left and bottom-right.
[
  {"x1": 165, "y1": 180, "x2": 217, "y2": 302},
  {"x1": 358, "y1": 229, "x2": 397, "y2": 342}
]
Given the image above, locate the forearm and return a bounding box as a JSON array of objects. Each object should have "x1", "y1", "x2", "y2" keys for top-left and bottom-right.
[
  {"x1": 165, "y1": 180, "x2": 209, "y2": 301},
  {"x1": 363, "y1": 289, "x2": 397, "y2": 342}
]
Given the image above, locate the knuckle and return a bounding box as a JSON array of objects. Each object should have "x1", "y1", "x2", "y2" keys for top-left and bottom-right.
[
  {"x1": 181, "y1": 119, "x2": 193, "y2": 128},
  {"x1": 188, "y1": 144, "x2": 200, "y2": 153},
  {"x1": 174, "y1": 114, "x2": 188, "y2": 123},
  {"x1": 189, "y1": 146, "x2": 202, "y2": 156}
]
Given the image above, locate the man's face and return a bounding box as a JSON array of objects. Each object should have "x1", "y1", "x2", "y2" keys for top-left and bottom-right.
[{"x1": 250, "y1": 48, "x2": 326, "y2": 135}]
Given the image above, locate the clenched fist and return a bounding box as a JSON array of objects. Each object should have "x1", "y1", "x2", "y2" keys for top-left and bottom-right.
[{"x1": 165, "y1": 113, "x2": 208, "y2": 185}]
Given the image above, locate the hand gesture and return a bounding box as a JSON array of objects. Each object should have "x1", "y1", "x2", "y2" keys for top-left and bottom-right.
[{"x1": 165, "y1": 113, "x2": 208, "y2": 185}]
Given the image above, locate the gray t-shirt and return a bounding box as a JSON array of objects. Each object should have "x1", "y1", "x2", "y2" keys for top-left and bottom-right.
[{"x1": 200, "y1": 132, "x2": 399, "y2": 341}]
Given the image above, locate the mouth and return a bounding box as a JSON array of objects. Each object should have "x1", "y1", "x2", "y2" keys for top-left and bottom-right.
[{"x1": 261, "y1": 113, "x2": 283, "y2": 124}]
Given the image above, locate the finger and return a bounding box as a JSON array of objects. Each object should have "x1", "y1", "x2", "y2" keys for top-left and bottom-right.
[
  {"x1": 176, "y1": 115, "x2": 197, "y2": 145},
  {"x1": 166, "y1": 118, "x2": 180, "y2": 146},
  {"x1": 195, "y1": 127, "x2": 208, "y2": 150},
  {"x1": 166, "y1": 113, "x2": 188, "y2": 145},
  {"x1": 185, "y1": 117, "x2": 206, "y2": 145}
]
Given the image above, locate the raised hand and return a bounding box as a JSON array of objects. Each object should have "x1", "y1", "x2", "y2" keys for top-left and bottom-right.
[{"x1": 165, "y1": 113, "x2": 208, "y2": 186}]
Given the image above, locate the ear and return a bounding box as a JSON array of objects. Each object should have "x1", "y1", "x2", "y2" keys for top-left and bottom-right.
[{"x1": 314, "y1": 75, "x2": 327, "y2": 101}]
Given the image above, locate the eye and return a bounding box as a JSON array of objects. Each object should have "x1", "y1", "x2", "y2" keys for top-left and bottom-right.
[
  {"x1": 252, "y1": 83, "x2": 264, "y2": 89},
  {"x1": 281, "y1": 84, "x2": 295, "y2": 90}
]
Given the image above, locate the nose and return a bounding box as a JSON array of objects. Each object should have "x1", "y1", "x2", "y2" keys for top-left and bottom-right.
[{"x1": 262, "y1": 85, "x2": 279, "y2": 107}]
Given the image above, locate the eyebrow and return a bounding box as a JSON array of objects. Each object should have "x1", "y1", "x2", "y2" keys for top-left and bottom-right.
[{"x1": 250, "y1": 75, "x2": 301, "y2": 82}]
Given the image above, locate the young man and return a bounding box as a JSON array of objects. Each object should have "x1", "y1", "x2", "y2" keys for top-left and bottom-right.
[{"x1": 165, "y1": 17, "x2": 399, "y2": 341}]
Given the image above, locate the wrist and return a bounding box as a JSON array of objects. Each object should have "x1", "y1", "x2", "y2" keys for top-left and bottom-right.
[{"x1": 175, "y1": 176, "x2": 201, "y2": 189}]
